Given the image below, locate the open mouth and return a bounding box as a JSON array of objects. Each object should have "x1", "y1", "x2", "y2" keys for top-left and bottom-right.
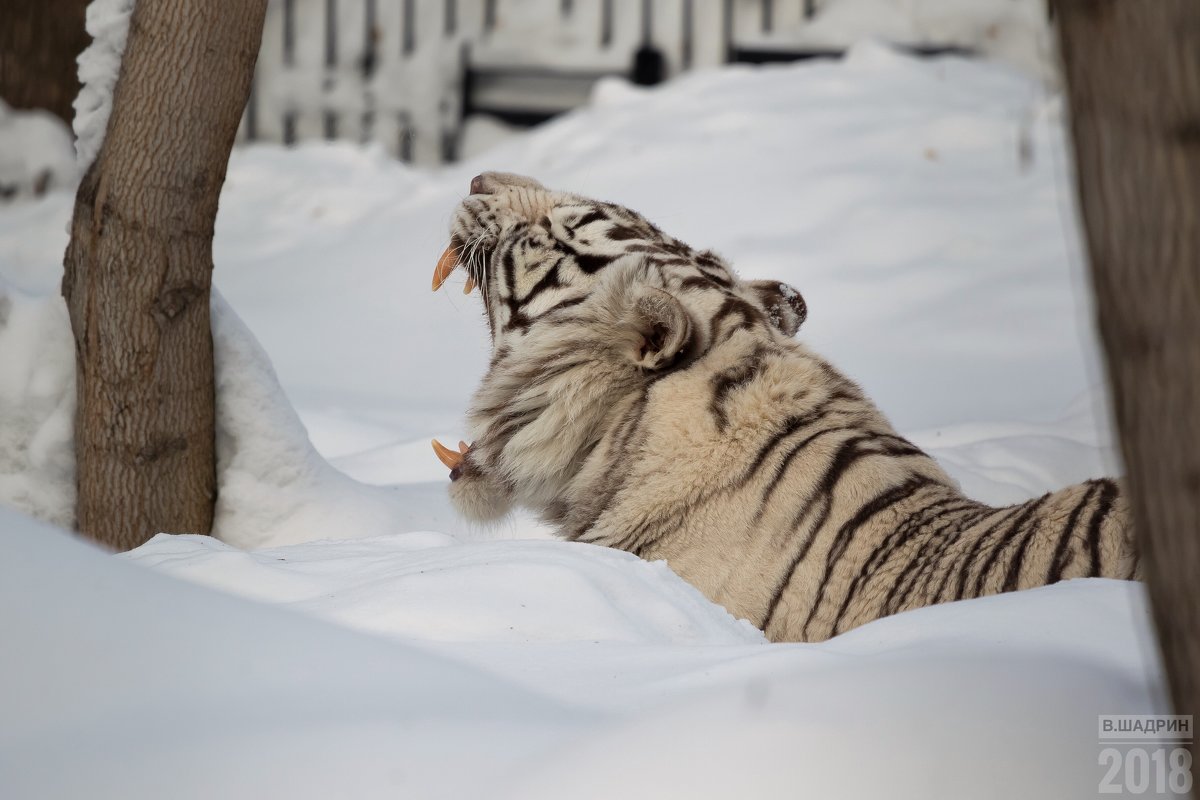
[
  {"x1": 430, "y1": 176, "x2": 494, "y2": 474},
  {"x1": 430, "y1": 240, "x2": 476, "y2": 470},
  {"x1": 430, "y1": 233, "x2": 477, "y2": 473}
]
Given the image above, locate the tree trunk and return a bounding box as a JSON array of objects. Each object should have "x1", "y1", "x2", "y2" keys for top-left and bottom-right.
[
  {"x1": 0, "y1": 0, "x2": 91, "y2": 124},
  {"x1": 62, "y1": 0, "x2": 266, "y2": 550},
  {"x1": 1057, "y1": 0, "x2": 1200, "y2": 776}
]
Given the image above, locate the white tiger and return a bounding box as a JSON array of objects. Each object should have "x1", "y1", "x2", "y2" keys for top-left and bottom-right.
[{"x1": 429, "y1": 172, "x2": 1139, "y2": 643}]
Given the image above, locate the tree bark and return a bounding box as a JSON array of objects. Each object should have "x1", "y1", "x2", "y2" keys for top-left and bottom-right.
[
  {"x1": 1057, "y1": 0, "x2": 1200, "y2": 775},
  {"x1": 0, "y1": 0, "x2": 91, "y2": 123},
  {"x1": 62, "y1": 0, "x2": 266, "y2": 550}
]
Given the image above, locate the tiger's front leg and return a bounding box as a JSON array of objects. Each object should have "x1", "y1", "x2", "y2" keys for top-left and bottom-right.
[{"x1": 433, "y1": 438, "x2": 516, "y2": 522}]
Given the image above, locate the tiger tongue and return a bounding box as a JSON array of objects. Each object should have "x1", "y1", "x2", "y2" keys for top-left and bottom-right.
[{"x1": 432, "y1": 244, "x2": 458, "y2": 291}]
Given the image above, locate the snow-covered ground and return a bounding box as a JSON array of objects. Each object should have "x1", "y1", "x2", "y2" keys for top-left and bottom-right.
[{"x1": 0, "y1": 44, "x2": 1164, "y2": 798}]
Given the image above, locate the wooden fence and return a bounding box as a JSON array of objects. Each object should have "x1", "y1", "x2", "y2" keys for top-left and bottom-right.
[{"x1": 238, "y1": 0, "x2": 1039, "y2": 164}]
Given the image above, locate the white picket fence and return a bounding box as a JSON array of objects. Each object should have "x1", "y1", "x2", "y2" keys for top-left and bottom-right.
[
  {"x1": 238, "y1": 0, "x2": 1047, "y2": 164},
  {"x1": 238, "y1": 0, "x2": 844, "y2": 163}
]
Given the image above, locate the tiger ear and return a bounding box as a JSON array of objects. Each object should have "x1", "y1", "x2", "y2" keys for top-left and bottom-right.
[
  {"x1": 748, "y1": 279, "x2": 807, "y2": 337},
  {"x1": 627, "y1": 287, "x2": 693, "y2": 371}
]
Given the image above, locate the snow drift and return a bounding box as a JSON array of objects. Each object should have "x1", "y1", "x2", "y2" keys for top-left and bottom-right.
[{"x1": 0, "y1": 507, "x2": 1165, "y2": 799}]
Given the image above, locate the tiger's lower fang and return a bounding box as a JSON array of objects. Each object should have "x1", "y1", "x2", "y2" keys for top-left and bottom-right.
[{"x1": 432, "y1": 438, "x2": 464, "y2": 470}]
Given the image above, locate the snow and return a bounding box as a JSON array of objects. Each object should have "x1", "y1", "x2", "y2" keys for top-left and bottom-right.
[
  {"x1": 0, "y1": 282, "x2": 75, "y2": 529},
  {"x1": 124, "y1": 531, "x2": 765, "y2": 646},
  {"x1": 0, "y1": 43, "x2": 1161, "y2": 798},
  {"x1": 0, "y1": 509, "x2": 583, "y2": 800},
  {"x1": 209, "y1": 289, "x2": 458, "y2": 549},
  {"x1": 1, "y1": 507, "x2": 1164, "y2": 799},
  {"x1": 771, "y1": 0, "x2": 1059, "y2": 84},
  {"x1": 73, "y1": 0, "x2": 135, "y2": 166},
  {"x1": 0, "y1": 101, "x2": 79, "y2": 200}
]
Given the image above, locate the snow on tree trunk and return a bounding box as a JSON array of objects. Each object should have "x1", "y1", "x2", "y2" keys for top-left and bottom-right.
[
  {"x1": 1058, "y1": 0, "x2": 1200, "y2": 771},
  {"x1": 62, "y1": 0, "x2": 267, "y2": 550}
]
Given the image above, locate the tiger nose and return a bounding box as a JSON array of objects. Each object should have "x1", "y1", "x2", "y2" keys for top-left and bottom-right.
[{"x1": 470, "y1": 172, "x2": 545, "y2": 194}]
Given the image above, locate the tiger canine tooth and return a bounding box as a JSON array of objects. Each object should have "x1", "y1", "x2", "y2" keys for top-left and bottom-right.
[
  {"x1": 432, "y1": 245, "x2": 458, "y2": 291},
  {"x1": 457, "y1": 441, "x2": 470, "y2": 453},
  {"x1": 432, "y1": 438, "x2": 464, "y2": 470},
  {"x1": 463, "y1": 276, "x2": 476, "y2": 294}
]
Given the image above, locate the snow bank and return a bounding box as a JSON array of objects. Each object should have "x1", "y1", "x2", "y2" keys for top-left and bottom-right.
[
  {"x1": 124, "y1": 531, "x2": 764, "y2": 645},
  {"x1": 514, "y1": 627, "x2": 1157, "y2": 800},
  {"x1": 1, "y1": 505, "x2": 1163, "y2": 799},
  {"x1": 210, "y1": 289, "x2": 445, "y2": 548},
  {"x1": 0, "y1": 508, "x2": 582, "y2": 800},
  {"x1": 0, "y1": 280, "x2": 522, "y2": 544},
  {"x1": 774, "y1": 0, "x2": 1059, "y2": 84},
  {"x1": 73, "y1": 0, "x2": 135, "y2": 167},
  {"x1": 0, "y1": 281, "x2": 75, "y2": 529}
]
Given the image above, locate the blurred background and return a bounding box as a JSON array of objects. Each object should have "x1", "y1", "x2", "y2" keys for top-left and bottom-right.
[{"x1": 3, "y1": 0, "x2": 1055, "y2": 187}]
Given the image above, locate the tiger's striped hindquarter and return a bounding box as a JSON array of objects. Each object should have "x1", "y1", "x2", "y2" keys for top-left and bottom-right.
[
  {"x1": 543, "y1": 326, "x2": 1138, "y2": 643},
  {"x1": 439, "y1": 172, "x2": 1140, "y2": 644},
  {"x1": 744, "y1": 477, "x2": 1134, "y2": 642}
]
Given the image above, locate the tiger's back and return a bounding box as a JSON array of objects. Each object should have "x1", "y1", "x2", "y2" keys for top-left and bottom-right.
[{"x1": 538, "y1": 297, "x2": 1136, "y2": 641}]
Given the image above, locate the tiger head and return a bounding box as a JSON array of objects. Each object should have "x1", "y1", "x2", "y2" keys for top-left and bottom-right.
[{"x1": 432, "y1": 172, "x2": 807, "y2": 522}]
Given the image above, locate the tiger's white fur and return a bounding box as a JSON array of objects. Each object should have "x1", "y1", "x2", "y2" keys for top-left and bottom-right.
[{"x1": 441, "y1": 172, "x2": 1138, "y2": 643}]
